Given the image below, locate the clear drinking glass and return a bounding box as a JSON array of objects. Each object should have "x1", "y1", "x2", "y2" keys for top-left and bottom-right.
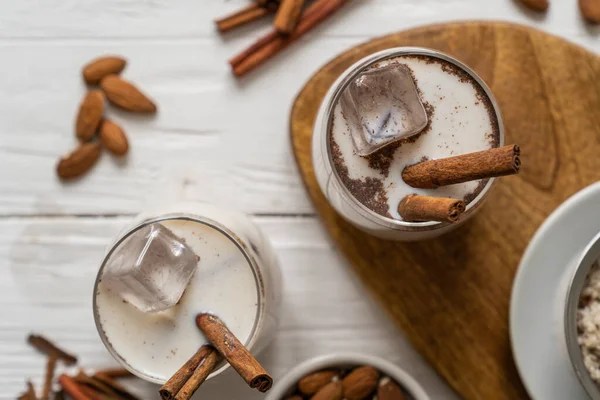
[
  {"x1": 312, "y1": 47, "x2": 504, "y2": 241},
  {"x1": 92, "y1": 201, "x2": 281, "y2": 384}
]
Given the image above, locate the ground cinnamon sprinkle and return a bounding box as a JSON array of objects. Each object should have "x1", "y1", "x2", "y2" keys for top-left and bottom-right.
[{"x1": 331, "y1": 139, "x2": 392, "y2": 217}]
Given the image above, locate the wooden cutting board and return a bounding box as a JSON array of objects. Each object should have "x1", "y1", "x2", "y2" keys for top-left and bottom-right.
[{"x1": 290, "y1": 21, "x2": 600, "y2": 400}]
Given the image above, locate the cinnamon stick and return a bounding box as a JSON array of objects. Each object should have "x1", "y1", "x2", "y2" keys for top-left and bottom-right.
[
  {"x1": 78, "y1": 385, "x2": 106, "y2": 400},
  {"x1": 58, "y1": 374, "x2": 92, "y2": 400},
  {"x1": 159, "y1": 345, "x2": 217, "y2": 400},
  {"x1": 274, "y1": 0, "x2": 306, "y2": 34},
  {"x1": 173, "y1": 347, "x2": 221, "y2": 400},
  {"x1": 93, "y1": 368, "x2": 133, "y2": 379},
  {"x1": 215, "y1": 4, "x2": 272, "y2": 33},
  {"x1": 196, "y1": 313, "x2": 273, "y2": 392},
  {"x1": 27, "y1": 334, "x2": 78, "y2": 365},
  {"x1": 398, "y1": 194, "x2": 466, "y2": 223},
  {"x1": 232, "y1": 0, "x2": 352, "y2": 77},
  {"x1": 90, "y1": 373, "x2": 140, "y2": 400},
  {"x1": 402, "y1": 144, "x2": 521, "y2": 189},
  {"x1": 42, "y1": 357, "x2": 57, "y2": 400},
  {"x1": 229, "y1": 0, "x2": 323, "y2": 68}
]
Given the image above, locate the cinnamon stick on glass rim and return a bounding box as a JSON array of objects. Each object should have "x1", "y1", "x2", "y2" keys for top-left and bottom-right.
[
  {"x1": 159, "y1": 345, "x2": 220, "y2": 400},
  {"x1": 398, "y1": 194, "x2": 466, "y2": 223},
  {"x1": 231, "y1": 0, "x2": 352, "y2": 77},
  {"x1": 196, "y1": 313, "x2": 273, "y2": 392},
  {"x1": 215, "y1": 3, "x2": 275, "y2": 33},
  {"x1": 274, "y1": 0, "x2": 306, "y2": 34},
  {"x1": 174, "y1": 347, "x2": 221, "y2": 400},
  {"x1": 402, "y1": 144, "x2": 521, "y2": 189}
]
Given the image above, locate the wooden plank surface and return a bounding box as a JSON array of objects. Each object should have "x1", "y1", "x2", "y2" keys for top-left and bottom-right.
[
  {"x1": 290, "y1": 21, "x2": 600, "y2": 400},
  {"x1": 1, "y1": 0, "x2": 599, "y2": 398}
]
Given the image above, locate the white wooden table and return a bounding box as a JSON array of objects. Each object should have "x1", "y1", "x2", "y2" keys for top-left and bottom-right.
[{"x1": 1, "y1": 1, "x2": 597, "y2": 398}]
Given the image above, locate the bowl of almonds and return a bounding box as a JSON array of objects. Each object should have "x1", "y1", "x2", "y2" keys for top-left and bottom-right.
[{"x1": 266, "y1": 353, "x2": 429, "y2": 400}]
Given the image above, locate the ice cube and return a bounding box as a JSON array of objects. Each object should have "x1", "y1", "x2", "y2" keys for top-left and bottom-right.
[
  {"x1": 339, "y1": 63, "x2": 428, "y2": 156},
  {"x1": 102, "y1": 222, "x2": 200, "y2": 313}
]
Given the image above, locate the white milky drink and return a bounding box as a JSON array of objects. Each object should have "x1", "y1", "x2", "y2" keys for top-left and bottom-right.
[
  {"x1": 93, "y1": 202, "x2": 281, "y2": 384},
  {"x1": 312, "y1": 47, "x2": 504, "y2": 241}
]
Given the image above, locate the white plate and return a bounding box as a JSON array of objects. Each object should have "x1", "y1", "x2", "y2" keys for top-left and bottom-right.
[{"x1": 511, "y1": 182, "x2": 600, "y2": 399}]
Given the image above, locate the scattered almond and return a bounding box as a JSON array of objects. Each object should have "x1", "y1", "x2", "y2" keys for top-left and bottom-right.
[
  {"x1": 342, "y1": 366, "x2": 380, "y2": 400},
  {"x1": 298, "y1": 370, "x2": 338, "y2": 395},
  {"x1": 310, "y1": 381, "x2": 343, "y2": 400},
  {"x1": 378, "y1": 377, "x2": 407, "y2": 400},
  {"x1": 100, "y1": 75, "x2": 157, "y2": 113},
  {"x1": 75, "y1": 90, "x2": 105, "y2": 141},
  {"x1": 82, "y1": 56, "x2": 127, "y2": 85},
  {"x1": 517, "y1": 0, "x2": 549, "y2": 11},
  {"x1": 99, "y1": 120, "x2": 129, "y2": 156},
  {"x1": 56, "y1": 142, "x2": 102, "y2": 179},
  {"x1": 580, "y1": 0, "x2": 600, "y2": 23}
]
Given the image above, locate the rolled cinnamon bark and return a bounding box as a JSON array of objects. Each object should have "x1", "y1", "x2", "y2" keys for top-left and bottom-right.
[
  {"x1": 196, "y1": 313, "x2": 273, "y2": 392},
  {"x1": 274, "y1": 0, "x2": 306, "y2": 34},
  {"x1": 215, "y1": 4, "x2": 272, "y2": 33},
  {"x1": 159, "y1": 345, "x2": 216, "y2": 400},
  {"x1": 173, "y1": 347, "x2": 221, "y2": 400},
  {"x1": 402, "y1": 145, "x2": 521, "y2": 189},
  {"x1": 398, "y1": 194, "x2": 466, "y2": 223}
]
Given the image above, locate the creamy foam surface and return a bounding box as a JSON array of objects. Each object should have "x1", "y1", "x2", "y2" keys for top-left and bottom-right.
[
  {"x1": 330, "y1": 55, "x2": 498, "y2": 220},
  {"x1": 95, "y1": 219, "x2": 259, "y2": 382}
]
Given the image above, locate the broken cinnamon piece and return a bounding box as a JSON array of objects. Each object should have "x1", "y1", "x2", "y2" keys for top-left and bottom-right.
[
  {"x1": 215, "y1": 3, "x2": 273, "y2": 33},
  {"x1": 274, "y1": 0, "x2": 306, "y2": 34},
  {"x1": 402, "y1": 145, "x2": 521, "y2": 189},
  {"x1": 18, "y1": 381, "x2": 37, "y2": 400},
  {"x1": 27, "y1": 334, "x2": 77, "y2": 365},
  {"x1": 232, "y1": 0, "x2": 352, "y2": 77},
  {"x1": 93, "y1": 368, "x2": 133, "y2": 379},
  {"x1": 78, "y1": 385, "x2": 106, "y2": 400},
  {"x1": 196, "y1": 313, "x2": 273, "y2": 392},
  {"x1": 42, "y1": 357, "x2": 58, "y2": 400},
  {"x1": 159, "y1": 345, "x2": 217, "y2": 400},
  {"x1": 398, "y1": 194, "x2": 466, "y2": 223},
  {"x1": 58, "y1": 374, "x2": 92, "y2": 400},
  {"x1": 91, "y1": 373, "x2": 140, "y2": 400},
  {"x1": 173, "y1": 347, "x2": 221, "y2": 400}
]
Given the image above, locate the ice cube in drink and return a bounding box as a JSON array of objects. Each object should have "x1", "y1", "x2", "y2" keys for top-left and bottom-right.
[
  {"x1": 102, "y1": 222, "x2": 200, "y2": 313},
  {"x1": 339, "y1": 63, "x2": 428, "y2": 156}
]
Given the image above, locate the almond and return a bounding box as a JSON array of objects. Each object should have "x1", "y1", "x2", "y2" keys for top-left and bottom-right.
[
  {"x1": 517, "y1": 0, "x2": 549, "y2": 12},
  {"x1": 298, "y1": 370, "x2": 338, "y2": 395},
  {"x1": 82, "y1": 56, "x2": 127, "y2": 85},
  {"x1": 580, "y1": 0, "x2": 600, "y2": 23},
  {"x1": 100, "y1": 75, "x2": 157, "y2": 113},
  {"x1": 99, "y1": 119, "x2": 129, "y2": 156},
  {"x1": 310, "y1": 381, "x2": 342, "y2": 400},
  {"x1": 56, "y1": 142, "x2": 102, "y2": 179},
  {"x1": 75, "y1": 90, "x2": 104, "y2": 141},
  {"x1": 341, "y1": 366, "x2": 380, "y2": 400},
  {"x1": 377, "y1": 377, "x2": 407, "y2": 400}
]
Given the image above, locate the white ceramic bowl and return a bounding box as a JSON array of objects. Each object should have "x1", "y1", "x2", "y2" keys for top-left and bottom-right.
[{"x1": 265, "y1": 353, "x2": 430, "y2": 400}]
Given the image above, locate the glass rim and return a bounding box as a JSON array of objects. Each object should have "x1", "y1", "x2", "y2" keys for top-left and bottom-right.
[
  {"x1": 92, "y1": 212, "x2": 264, "y2": 384},
  {"x1": 323, "y1": 46, "x2": 505, "y2": 230}
]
